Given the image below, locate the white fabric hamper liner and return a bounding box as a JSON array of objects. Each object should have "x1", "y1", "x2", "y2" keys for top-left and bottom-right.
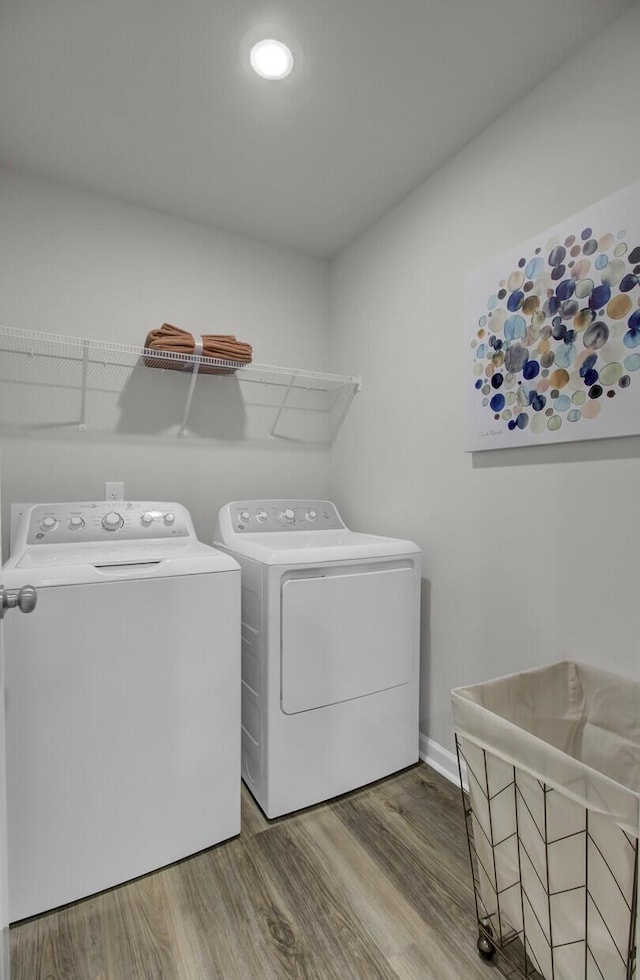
[{"x1": 452, "y1": 660, "x2": 639, "y2": 980}]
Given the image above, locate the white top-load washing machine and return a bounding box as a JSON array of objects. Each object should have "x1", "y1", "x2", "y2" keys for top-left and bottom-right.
[
  {"x1": 214, "y1": 499, "x2": 421, "y2": 818},
  {"x1": 2, "y1": 500, "x2": 240, "y2": 922}
]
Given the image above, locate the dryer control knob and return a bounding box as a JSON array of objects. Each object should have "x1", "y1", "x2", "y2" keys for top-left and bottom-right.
[
  {"x1": 40, "y1": 516, "x2": 57, "y2": 531},
  {"x1": 68, "y1": 516, "x2": 85, "y2": 530},
  {"x1": 163, "y1": 512, "x2": 176, "y2": 525},
  {"x1": 140, "y1": 512, "x2": 154, "y2": 526},
  {"x1": 239, "y1": 510, "x2": 250, "y2": 523},
  {"x1": 305, "y1": 510, "x2": 317, "y2": 521},
  {"x1": 102, "y1": 511, "x2": 124, "y2": 531},
  {"x1": 256, "y1": 510, "x2": 268, "y2": 523},
  {"x1": 280, "y1": 508, "x2": 295, "y2": 524}
]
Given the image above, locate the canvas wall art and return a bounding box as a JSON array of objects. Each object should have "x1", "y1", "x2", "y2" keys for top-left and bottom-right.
[{"x1": 464, "y1": 180, "x2": 640, "y2": 451}]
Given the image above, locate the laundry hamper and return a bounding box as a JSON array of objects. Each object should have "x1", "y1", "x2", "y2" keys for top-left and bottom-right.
[{"x1": 452, "y1": 661, "x2": 639, "y2": 980}]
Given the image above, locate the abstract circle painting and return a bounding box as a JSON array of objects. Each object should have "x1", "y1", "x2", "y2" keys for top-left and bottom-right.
[{"x1": 465, "y1": 182, "x2": 640, "y2": 450}]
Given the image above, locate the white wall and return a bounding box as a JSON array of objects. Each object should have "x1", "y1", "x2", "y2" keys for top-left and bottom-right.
[
  {"x1": 329, "y1": 3, "x2": 640, "y2": 766},
  {"x1": 0, "y1": 170, "x2": 331, "y2": 551}
]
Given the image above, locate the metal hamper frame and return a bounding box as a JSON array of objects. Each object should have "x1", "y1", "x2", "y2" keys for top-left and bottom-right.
[{"x1": 455, "y1": 734, "x2": 637, "y2": 980}]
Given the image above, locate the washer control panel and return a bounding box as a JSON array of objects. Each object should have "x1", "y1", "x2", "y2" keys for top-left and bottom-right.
[
  {"x1": 20, "y1": 502, "x2": 192, "y2": 545},
  {"x1": 230, "y1": 500, "x2": 345, "y2": 533}
]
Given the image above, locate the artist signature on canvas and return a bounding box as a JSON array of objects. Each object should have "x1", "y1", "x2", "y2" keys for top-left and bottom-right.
[{"x1": 479, "y1": 429, "x2": 502, "y2": 438}]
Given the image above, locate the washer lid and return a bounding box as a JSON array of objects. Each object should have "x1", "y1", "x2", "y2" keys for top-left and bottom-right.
[
  {"x1": 215, "y1": 529, "x2": 420, "y2": 565},
  {"x1": 2, "y1": 539, "x2": 239, "y2": 586}
]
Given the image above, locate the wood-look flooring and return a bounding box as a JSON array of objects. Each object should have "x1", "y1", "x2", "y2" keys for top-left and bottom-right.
[{"x1": 10, "y1": 763, "x2": 500, "y2": 980}]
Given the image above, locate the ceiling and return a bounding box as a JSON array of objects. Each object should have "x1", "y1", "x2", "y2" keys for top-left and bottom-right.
[{"x1": 0, "y1": 0, "x2": 635, "y2": 257}]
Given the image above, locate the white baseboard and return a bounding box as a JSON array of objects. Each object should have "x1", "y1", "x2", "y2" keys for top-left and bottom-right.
[{"x1": 419, "y1": 733, "x2": 467, "y2": 791}]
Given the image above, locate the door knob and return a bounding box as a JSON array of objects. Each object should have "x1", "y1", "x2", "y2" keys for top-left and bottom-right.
[{"x1": 0, "y1": 584, "x2": 38, "y2": 619}]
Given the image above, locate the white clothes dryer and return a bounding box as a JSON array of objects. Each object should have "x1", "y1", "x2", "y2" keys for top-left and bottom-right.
[
  {"x1": 2, "y1": 500, "x2": 240, "y2": 921},
  {"x1": 214, "y1": 499, "x2": 421, "y2": 818}
]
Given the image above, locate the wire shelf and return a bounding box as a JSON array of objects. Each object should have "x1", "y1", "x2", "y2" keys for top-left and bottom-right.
[{"x1": 0, "y1": 326, "x2": 361, "y2": 440}]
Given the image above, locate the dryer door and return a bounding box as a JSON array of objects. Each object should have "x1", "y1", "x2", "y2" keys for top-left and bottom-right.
[{"x1": 281, "y1": 565, "x2": 417, "y2": 714}]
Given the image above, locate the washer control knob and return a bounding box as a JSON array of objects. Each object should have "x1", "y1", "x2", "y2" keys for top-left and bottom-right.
[
  {"x1": 305, "y1": 509, "x2": 317, "y2": 522},
  {"x1": 163, "y1": 512, "x2": 175, "y2": 525},
  {"x1": 239, "y1": 510, "x2": 250, "y2": 523},
  {"x1": 102, "y1": 511, "x2": 124, "y2": 531},
  {"x1": 140, "y1": 512, "x2": 154, "y2": 526},
  {"x1": 256, "y1": 510, "x2": 268, "y2": 523},
  {"x1": 40, "y1": 516, "x2": 57, "y2": 531},
  {"x1": 68, "y1": 516, "x2": 85, "y2": 530},
  {"x1": 279, "y1": 508, "x2": 295, "y2": 524}
]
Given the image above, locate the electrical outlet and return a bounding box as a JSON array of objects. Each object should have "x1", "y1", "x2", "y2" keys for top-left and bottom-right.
[{"x1": 105, "y1": 481, "x2": 124, "y2": 501}]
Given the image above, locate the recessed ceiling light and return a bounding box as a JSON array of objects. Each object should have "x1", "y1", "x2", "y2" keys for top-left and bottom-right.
[{"x1": 250, "y1": 39, "x2": 294, "y2": 80}]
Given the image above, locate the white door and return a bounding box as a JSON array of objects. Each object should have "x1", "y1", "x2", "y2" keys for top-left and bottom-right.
[
  {"x1": 4, "y1": 571, "x2": 238, "y2": 921},
  {"x1": 0, "y1": 608, "x2": 9, "y2": 980},
  {"x1": 0, "y1": 450, "x2": 35, "y2": 974},
  {"x1": 0, "y1": 447, "x2": 9, "y2": 980}
]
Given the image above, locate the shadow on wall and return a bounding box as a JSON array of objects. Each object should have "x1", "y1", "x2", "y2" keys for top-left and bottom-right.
[
  {"x1": 470, "y1": 433, "x2": 640, "y2": 469},
  {"x1": 116, "y1": 365, "x2": 247, "y2": 440},
  {"x1": 0, "y1": 356, "x2": 341, "y2": 445}
]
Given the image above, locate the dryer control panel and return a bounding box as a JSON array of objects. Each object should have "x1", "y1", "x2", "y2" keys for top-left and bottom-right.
[
  {"x1": 227, "y1": 500, "x2": 346, "y2": 533},
  {"x1": 15, "y1": 501, "x2": 193, "y2": 546}
]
